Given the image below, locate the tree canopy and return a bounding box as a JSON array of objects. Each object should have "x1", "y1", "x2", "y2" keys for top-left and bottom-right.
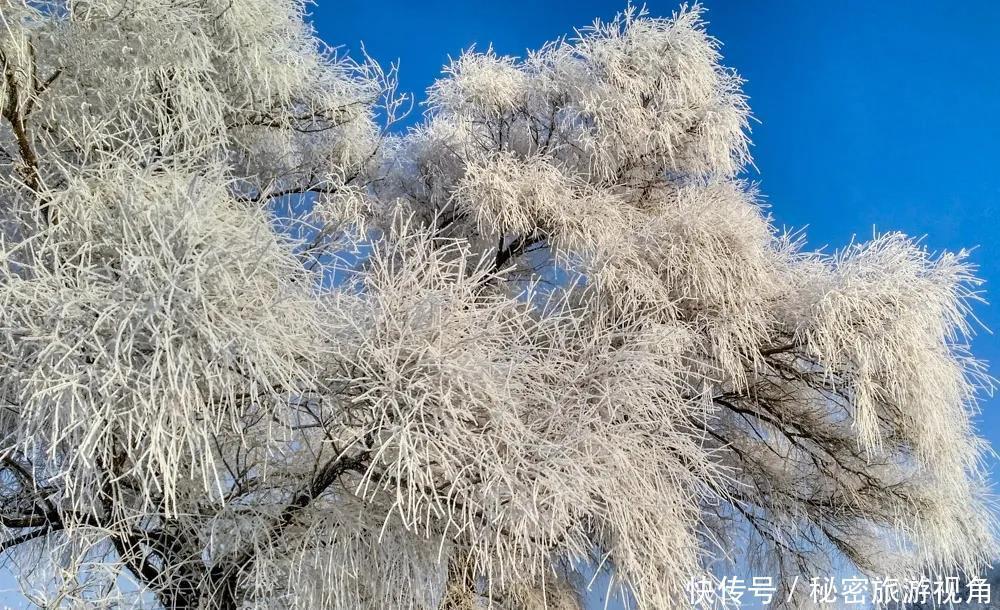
[{"x1": 0, "y1": 2, "x2": 994, "y2": 609}]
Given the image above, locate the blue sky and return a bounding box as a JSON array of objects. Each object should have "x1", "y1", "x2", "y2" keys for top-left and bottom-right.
[{"x1": 317, "y1": 0, "x2": 1000, "y2": 475}]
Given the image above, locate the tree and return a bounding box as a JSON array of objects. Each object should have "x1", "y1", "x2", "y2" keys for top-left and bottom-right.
[{"x1": 0, "y1": 1, "x2": 994, "y2": 609}]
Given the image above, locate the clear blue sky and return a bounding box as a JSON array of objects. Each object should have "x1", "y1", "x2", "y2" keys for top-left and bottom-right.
[{"x1": 316, "y1": 0, "x2": 1000, "y2": 473}]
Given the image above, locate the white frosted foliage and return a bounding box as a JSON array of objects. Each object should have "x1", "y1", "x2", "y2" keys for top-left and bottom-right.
[{"x1": 0, "y1": 2, "x2": 994, "y2": 610}]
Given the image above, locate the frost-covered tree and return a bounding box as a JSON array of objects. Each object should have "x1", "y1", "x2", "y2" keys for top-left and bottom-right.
[{"x1": 0, "y1": 2, "x2": 995, "y2": 609}]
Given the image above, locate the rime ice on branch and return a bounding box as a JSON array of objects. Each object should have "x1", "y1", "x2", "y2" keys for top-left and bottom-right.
[{"x1": 0, "y1": 2, "x2": 994, "y2": 610}]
